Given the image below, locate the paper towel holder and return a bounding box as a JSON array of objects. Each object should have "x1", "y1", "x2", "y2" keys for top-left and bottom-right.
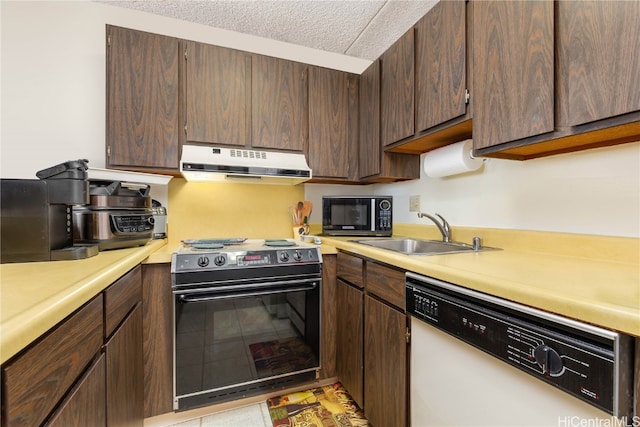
[{"x1": 423, "y1": 139, "x2": 487, "y2": 178}]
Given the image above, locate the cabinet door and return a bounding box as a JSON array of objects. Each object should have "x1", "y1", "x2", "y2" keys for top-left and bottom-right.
[
  {"x1": 309, "y1": 67, "x2": 357, "y2": 180},
  {"x1": 320, "y1": 254, "x2": 337, "y2": 380},
  {"x1": 359, "y1": 60, "x2": 421, "y2": 182},
  {"x1": 46, "y1": 355, "x2": 106, "y2": 427},
  {"x1": 252, "y1": 55, "x2": 308, "y2": 152},
  {"x1": 359, "y1": 60, "x2": 381, "y2": 179},
  {"x1": 335, "y1": 279, "x2": 364, "y2": 408},
  {"x1": 185, "y1": 42, "x2": 251, "y2": 147},
  {"x1": 106, "y1": 304, "x2": 144, "y2": 427},
  {"x1": 106, "y1": 26, "x2": 180, "y2": 170},
  {"x1": 557, "y1": 1, "x2": 640, "y2": 127},
  {"x1": 364, "y1": 296, "x2": 407, "y2": 427},
  {"x1": 415, "y1": 0, "x2": 467, "y2": 132},
  {"x1": 472, "y1": 1, "x2": 554, "y2": 150},
  {"x1": 142, "y1": 264, "x2": 174, "y2": 418},
  {"x1": 381, "y1": 29, "x2": 414, "y2": 147}
]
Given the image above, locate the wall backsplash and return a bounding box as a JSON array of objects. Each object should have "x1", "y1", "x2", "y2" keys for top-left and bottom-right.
[
  {"x1": 306, "y1": 141, "x2": 640, "y2": 238},
  {"x1": 166, "y1": 178, "x2": 304, "y2": 249}
]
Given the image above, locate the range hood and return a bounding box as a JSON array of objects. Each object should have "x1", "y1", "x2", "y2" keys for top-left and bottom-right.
[{"x1": 180, "y1": 145, "x2": 312, "y2": 185}]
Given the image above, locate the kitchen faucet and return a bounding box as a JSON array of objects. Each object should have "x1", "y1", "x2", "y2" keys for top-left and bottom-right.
[{"x1": 417, "y1": 212, "x2": 451, "y2": 242}]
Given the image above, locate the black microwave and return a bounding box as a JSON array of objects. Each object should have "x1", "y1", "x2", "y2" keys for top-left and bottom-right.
[{"x1": 322, "y1": 196, "x2": 392, "y2": 236}]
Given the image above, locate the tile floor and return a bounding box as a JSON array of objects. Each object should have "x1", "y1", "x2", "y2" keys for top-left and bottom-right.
[{"x1": 163, "y1": 402, "x2": 272, "y2": 427}]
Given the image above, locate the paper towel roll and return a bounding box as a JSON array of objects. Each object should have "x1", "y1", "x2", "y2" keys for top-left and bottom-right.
[{"x1": 423, "y1": 139, "x2": 483, "y2": 178}]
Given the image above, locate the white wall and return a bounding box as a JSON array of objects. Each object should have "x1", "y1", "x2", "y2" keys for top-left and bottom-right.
[
  {"x1": 306, "y1": 142, "x2": 640, "y2": 237},
  {"x1": 0, "y1": 0, "x2": 369, "y2": 179},
  {"x1": 2, "y1": 1, "x2": 639, "y2": 238}
]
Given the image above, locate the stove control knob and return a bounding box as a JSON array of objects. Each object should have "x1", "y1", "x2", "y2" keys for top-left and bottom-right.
[
  {"x1": 293, "y1": 250, "x2": 303, "y2": 261},
  {"x1": 534, "y1": 345, "x2": 563, "y2": 376},
  {"x1": 214, "y1": 255, "x2": 226, "y2": 266},
  {"x1": 197, "y1": 256, "x2": 210, "y2": 268},
  {"x1": 279, "y1": 251, "x2": 290, "y2": 262}
]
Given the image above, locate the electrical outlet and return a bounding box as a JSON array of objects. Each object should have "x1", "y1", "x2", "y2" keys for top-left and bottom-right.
[{"x1": 409, "y1": 195, "x2": 420, "y2": 212}]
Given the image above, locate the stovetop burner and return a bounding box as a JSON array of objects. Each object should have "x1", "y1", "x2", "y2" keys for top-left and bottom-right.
[
  {"x1": 172, "y1": 238, "x2": 322, "y2": 274},
  {"x1": 177, "y1": 238, "x2": 311, "y2": 252}
]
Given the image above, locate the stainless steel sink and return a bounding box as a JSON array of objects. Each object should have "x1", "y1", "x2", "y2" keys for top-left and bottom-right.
[{"x1": 352, "y1": 238, "x2": 491, "y2": 255}]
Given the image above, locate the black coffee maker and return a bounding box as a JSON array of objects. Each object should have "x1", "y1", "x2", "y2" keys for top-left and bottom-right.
[{"x1": 1, "y1": 159, "x2": 99, "y2": 263}]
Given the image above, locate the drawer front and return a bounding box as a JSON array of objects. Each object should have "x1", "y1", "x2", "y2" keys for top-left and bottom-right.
[
  {"x1": 3, "y1": 296, "x2": 104, "y2": 427},
  {"x1": 366, "y1": 261, "x2": 405, "y2": 310},
  {"x1": 104, "y1": 265, "x2": 142, "y2": 338},
  {"x1": 337, "y1": 252, "x2": 364, "y2": 288}
]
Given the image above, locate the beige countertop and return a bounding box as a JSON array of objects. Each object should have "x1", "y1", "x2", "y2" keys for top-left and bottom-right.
[
  {"x1": 318, "y1": 226, "x2": 639, "y2": 338},
  {"x1": 0, "y1": 239, "x2": 166, "y2": 364},
  {"x1": 2, "y1": 228, "x2": 638, "y2": 365}
]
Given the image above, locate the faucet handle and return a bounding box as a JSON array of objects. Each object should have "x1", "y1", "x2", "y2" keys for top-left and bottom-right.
[
  {"x1": 435, "y1": 213, "x2": 449, "y2": 230},
  {"x1": 435, "y1": 213, "x2": 451, "y2": 242}
]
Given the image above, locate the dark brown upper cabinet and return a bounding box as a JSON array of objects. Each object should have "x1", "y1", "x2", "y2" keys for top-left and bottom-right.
[
  {"x1": 184, "y1": 41, "x2": 251, "y2": 147},
  {"x1": 359, "y1": 60, "x2": 381, "y2": 179},
  {"x1": 474, "y1": 1, "x2": 640, "y2": 159},
  {"x1": 557, "y1": 1, "x2": 640, "y2": 127},
  {"x1": 185, "y1": 45, "x2": 309, "y2": 153},
  {"x1": 380, "y1": 29, "x2": 415, "y2": 148},
  {"x1": 252, "y1": 55, "x2": 308, "y2": 152},
  {"x1": 359, "y1": 60, "x2": 420, "y2": 182},
  {"x1": 415, "y1": 0, "x2": 468, "y2": 133},
  {"x1": 383, "y1": 0, "x2": 472, "y2": 156},
  {"x1": 308, "y1": 66, "x2": 359, "y2": 181},
  {"x1": 472, "y1": 1, "x2": 555, "y2": 152},
  {"x1": 106, "y1": 26, "x2": 180, "y2": 172}
]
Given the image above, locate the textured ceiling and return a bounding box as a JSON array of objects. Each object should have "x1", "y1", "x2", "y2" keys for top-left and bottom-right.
[{"x1": 98, "y1": 0, "x2": 438, "y2": 60}]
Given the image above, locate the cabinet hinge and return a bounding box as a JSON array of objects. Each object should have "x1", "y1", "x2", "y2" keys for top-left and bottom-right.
[
  {"x1": 465, "y1": 89, "x2": 470, "y2": 105},
  {"x1": 406, "y1": 327, "x2": 411, "y2": 344}
]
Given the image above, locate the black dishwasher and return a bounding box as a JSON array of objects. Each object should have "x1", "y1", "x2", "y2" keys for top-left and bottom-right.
[{"x1": 406, "y1": 272, "x2": 635, "y2": 420}]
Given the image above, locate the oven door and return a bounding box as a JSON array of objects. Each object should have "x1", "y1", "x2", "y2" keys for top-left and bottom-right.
[{"x1": 173, "y1": 278, "x2": 321, "y2": 410}]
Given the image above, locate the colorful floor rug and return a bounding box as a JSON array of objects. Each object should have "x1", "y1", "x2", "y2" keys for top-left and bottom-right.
[
  {"x1": 250, "y1": 337, "x2": 318, "y2": 378},
  {"x1": 267, "y1": 382, "x2": 368, "y2": 427}
]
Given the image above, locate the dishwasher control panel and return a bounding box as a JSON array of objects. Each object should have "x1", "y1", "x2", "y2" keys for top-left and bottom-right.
[{"x1": 406, "y1": 273, "x2": 634, "y2": 418}]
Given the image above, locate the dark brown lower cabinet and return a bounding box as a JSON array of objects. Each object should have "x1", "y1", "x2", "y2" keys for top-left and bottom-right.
[
  {"x1": 142, "y1": 263, "x2": 174, "y2": 418},
  {"x1": 335, "y1": 252, "x2": 409, "y2": 427},
  {"x1": 320, "y1": 254, "x2": 338, "y2": 380},
  {"x1": 364, "y1": 295, "x2": 407, "y2": 427},
  {"x1": 106, "y1": 303, "x2": 144, "y2": 426},
  {"x1": 46, "y1": 355, "x2": 106, "y2": 427},
  {"x1": 2, "y1": 297, "x2": 104, "y2": 427},
  {"x1": 335, "y1": 279, "x2": 364, "y2": 408},
  {"x1": 1, "y1": 266, "x2": 144, "y2": 427}
]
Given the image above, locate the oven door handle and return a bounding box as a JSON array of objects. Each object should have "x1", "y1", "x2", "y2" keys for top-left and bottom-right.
[{"x1": 178, "y1": 282, "x2": 317, "y2": 303}]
